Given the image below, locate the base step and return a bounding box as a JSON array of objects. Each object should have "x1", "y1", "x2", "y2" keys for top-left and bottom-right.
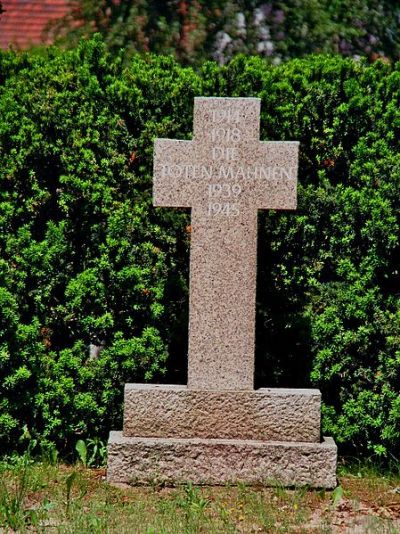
[
  {"x1": 123, "y1": 384, "x2": 321, "y2": 442},
  {"x1": 107, "y1": 431, "x2": 337, "y2": 488}
]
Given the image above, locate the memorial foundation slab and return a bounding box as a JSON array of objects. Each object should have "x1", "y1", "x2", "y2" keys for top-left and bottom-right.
[{"x1": 108, "y1": 432, "x2": 337, "y2": 489}]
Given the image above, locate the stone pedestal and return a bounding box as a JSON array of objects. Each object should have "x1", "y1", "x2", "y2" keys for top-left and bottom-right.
[
  {"x1": 106, "y1": 97, "x2": 337, "y2": 488},
  {"x1": 107, "y1": 384, "x2": 337, "y2": 488}
]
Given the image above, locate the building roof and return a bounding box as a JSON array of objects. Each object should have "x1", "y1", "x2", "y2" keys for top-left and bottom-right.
[{"x1": 0, "y1": 0, "x2": 71, "y2": 50}]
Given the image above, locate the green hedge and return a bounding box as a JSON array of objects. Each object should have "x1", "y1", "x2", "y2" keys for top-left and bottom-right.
[{"x1": 0, "y1": 37, "x2": 399, "y2": 458}]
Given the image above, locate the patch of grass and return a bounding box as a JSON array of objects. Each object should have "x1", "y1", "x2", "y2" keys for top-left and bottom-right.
[
  {"x1": 0, "y1": 457, "x2": 400, "y2": 533},
  {"x1": 0, "y1": 451, "x2": 58, "y2": 531}
]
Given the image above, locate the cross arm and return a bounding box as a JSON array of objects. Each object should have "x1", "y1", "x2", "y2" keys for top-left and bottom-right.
[
  {"x1": 153, "y1": 139, "x2": 196, "y2": 208},
  {"x1": 255, "y1": 141, "x2": 299, "y2": 210}
]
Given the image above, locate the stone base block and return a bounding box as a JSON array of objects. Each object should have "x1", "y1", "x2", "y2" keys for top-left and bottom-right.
[
  {"x1": 107, "y1": 432, "x2": 337, "y2": 489},
  {"x1": 123, "y1": 384, "x2": 321, "y2": 442}
]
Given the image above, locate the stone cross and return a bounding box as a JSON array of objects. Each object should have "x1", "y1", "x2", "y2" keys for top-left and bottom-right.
[{"x1": 153, "y1": 97, "x2": 299, "y2": 390}]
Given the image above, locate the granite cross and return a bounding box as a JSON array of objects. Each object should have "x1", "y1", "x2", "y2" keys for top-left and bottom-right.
[{"x1": 153, "y1": 97, "x2": 299, "y2": 390}]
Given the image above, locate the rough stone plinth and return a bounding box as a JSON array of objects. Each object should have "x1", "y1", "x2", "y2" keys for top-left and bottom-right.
[
  {"x1": 107, "y1": 432, "x2": 337, "y2": 488},
  {"x1": 123, "y1": 384, "x2": 321, "y2": 442}
]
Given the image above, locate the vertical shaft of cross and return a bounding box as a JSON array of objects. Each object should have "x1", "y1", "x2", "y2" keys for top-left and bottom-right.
[{"x1": 187, "y1": 207, "x2": 257, "y2": 390}]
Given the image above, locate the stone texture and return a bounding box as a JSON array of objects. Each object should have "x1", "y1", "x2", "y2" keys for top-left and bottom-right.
[
  {"x1": 107, "y1": 432, "x2": 337, "y2": 488},
  {"x1": 153, "y1": 97, "x2": 299, "y2": 390},
  {"x1": 123, "y1": 384, "x2": 321, "y2": 442},
  {"x1": 107, "y1": 97, "x2": 337, "y2": 488}
]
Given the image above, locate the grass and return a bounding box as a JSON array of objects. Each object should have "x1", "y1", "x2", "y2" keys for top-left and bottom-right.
[{"x1": 0, "y1": 455, "x2": 400, "y2": 532}]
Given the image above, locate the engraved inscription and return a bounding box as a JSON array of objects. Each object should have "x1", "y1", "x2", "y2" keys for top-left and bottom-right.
[
  {"x1": 208, "y1": 184, "x2": 242, "y2": 198},
  {"x1": 212, "y1": 147, "x2": 238, "y2": 161},
  {"x1": 161, "y1": 164, "x2": 296, "y2": 181},
  {"x1": 211, "y1": 128, "x2": 241, "y2": 143},
  {"x1": 208, "y1": 203, "x2": 239, "y2": 216},
  {"x1": 207, "y1": 183, "x2": 242, "y2": 217},
  {"x1": 212, "y1": 108, "x2": 240, "y2": 123}
]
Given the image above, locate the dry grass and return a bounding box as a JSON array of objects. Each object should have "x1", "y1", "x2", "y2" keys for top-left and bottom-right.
[{"x1": 1, "y1": 459, "x2": 400, "y2": 533}]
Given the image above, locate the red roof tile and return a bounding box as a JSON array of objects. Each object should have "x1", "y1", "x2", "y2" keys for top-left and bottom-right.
[{"x1": 0, "y1": 0, "x2": 72, "y2": 49}]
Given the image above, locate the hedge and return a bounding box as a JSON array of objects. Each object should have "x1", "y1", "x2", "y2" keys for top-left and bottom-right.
[{"x1": 0, "y1": 37, "x2": 399, "y2": 458}]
